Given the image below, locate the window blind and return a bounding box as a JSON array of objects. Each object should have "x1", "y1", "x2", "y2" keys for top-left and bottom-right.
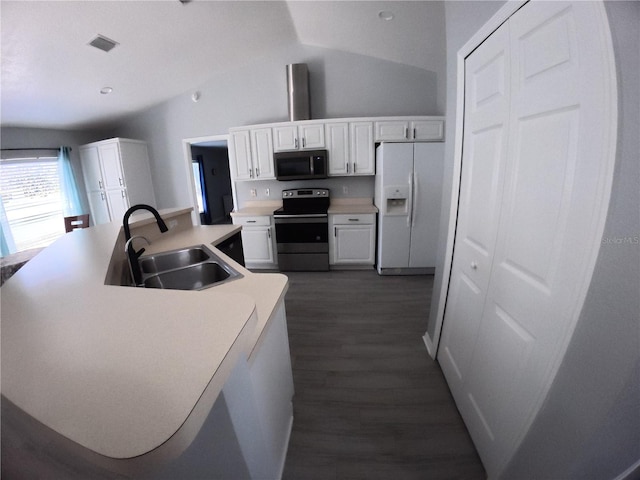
[{"x1": 0, "y1": 156, "x2": 65, "y2": 252}]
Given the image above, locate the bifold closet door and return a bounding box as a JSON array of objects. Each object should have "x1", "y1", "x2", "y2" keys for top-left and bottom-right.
[{"x1": 439, "y1": 2, "x2": 616, "y2": 477}]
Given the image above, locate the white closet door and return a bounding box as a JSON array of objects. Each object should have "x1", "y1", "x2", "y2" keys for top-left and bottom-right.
[
  {"x1": 439, "y1": 2, "x2": 616, "y2": 477},
  {"x1": 438, "y1": 20, "x2": 511, "y2": 404}
]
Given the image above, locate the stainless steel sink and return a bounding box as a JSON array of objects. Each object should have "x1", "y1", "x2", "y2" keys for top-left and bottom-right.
[
  {"x1": 140, "y1": 246, "x2": 210, "y2": 274},
  {"x1": 137, "y1": 244, "x2": 242, "y2": 290}
]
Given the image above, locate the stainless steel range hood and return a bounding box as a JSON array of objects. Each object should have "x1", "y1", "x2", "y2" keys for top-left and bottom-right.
[{"x1": 286, "y1": 63, "x2": 310, "y2": 121}]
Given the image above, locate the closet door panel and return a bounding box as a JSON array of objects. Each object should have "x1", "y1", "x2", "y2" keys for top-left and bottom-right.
[
  {"x1": 454, "y1": 2, "x2": 617, "y2": 476},
  {"x1": 438, "y1": 19, "x2": 511, "y2": 403}
]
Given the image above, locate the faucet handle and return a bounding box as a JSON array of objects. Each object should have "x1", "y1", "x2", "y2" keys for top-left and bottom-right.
[{"x1": 124, "y1": 235, "x2": 151, "y2": 253}]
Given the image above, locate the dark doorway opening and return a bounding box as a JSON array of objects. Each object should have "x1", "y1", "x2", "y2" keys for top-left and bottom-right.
[{"x1": 190, "y1": 144, "x2": 233, "y2": 225}]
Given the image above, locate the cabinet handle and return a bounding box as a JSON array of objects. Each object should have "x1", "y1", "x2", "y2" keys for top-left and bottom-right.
[
  {"x1": 302, "y1": 137, "x2": 306, "y2": 148},
  {"x1": 294, "y1": 138, "x2": 298, "y2": 149},
  {"x1": 471, "y1": 261, "x2": 478, "y2": 270},
  {"x1": 249, "y1": 168, "x2": 253, "y2": 178},
  {"x1": 334, "y1": 227, "x2": 337, "y2": 237},
  {"x1": 346, "y1": 163, "x2": 350, "y2": 174},
  {"x1": 99, "y1": 180, "x2": 103, "y2": 189},
  {"x1": 100, "y1": 192, "x2": 105, "y2": 201},
  {"x1": 348, "y1": 218, "x2": 359, "y2": 222},
  {"x1": 119, "y1": 177, "x2": 123, "y2": 186},
  {"x1": 353, "y1": 163, "x2": 357, "y2": 173},
  {"x1": 404, "y1": 127, "x2": 408, "y2": 139},
  {"x1": 268, "y1": 229, "x2": 271, "y2": 238},
  {"x1": 247, "y1": 220, "x2": 257, "y2": 223},
  {"x1": 413, "y1": 128, "x2": 417, "y2": 139},
  {"x1": 256, "y1": 168, "x2": 260, "y2": 177},
  {"x1": 121, "y1": 190, "x2": 126, "y2": 198}
]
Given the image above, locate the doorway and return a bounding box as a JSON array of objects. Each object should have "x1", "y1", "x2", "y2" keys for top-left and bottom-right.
[{"x1": 182, "y1": 135, "x2": 234, "y2": 226}]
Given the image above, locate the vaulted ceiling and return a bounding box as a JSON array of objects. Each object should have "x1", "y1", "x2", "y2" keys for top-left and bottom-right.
[{"x1": 1, "y1": 1, "x2": 445, "y2": 130}]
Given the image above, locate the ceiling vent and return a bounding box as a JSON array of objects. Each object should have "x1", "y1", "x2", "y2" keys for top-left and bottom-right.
[{"x1": 88, "y1": 35, "x2": 118, "y2": 53}]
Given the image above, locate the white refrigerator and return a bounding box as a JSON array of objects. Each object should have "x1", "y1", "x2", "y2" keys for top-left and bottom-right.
[{"x1": 374, "y1": 142, "x2": 444, "y2": 275}]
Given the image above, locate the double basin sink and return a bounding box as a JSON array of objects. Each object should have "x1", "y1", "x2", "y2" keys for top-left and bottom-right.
[{"x1": 137, "y1": 244, "x2": 242, "y2": 290}]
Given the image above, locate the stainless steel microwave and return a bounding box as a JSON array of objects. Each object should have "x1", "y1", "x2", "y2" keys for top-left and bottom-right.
[{"x1": 274, "y1": 150, "x2": 328, "y2": 181}]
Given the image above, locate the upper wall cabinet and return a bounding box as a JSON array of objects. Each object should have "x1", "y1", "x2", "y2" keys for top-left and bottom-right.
[
  {"x1": 229, "y1": 128, "x2": 275, "y2": 181},
  {"x1": 273, "y1": 123, "x2": 325, "y2": 152},
  {"x1": 228, "y1": 116, "x2": 444, "y2": 181},
  {"x1": 80, "y1": 138, "x2": 156, "y2": 225},
  {"x1": 325, "y1": 121, "x2": 374, "y2": 176},
  {"x1": 375, "y1": 118, "x2": 444, "y2": 142}
]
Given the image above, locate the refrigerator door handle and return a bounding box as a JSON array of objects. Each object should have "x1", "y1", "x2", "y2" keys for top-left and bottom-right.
[
  {"x1": 411, "y1": 172, "x2": 419, "y2": 228},
  {"x1": 407, "y1": 173, "x2": 413, "y2": 228}
]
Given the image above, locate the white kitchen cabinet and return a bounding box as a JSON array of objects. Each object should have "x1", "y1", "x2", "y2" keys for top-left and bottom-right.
[
  {"x1": 273, "y1": 123, "x2": 325, "y2": 152},
  {"x1": 325, "y1": 122, "x2": 350, "y2": 176},
  {"x1": 250, "y1": 128, "x2": 275, "y2": 180},
  {"x1": 330, "y1": 213, "x2": 376, "y2": 267},
  {"x1": 349, "y1": 122, "x2": 375, "y2": 175},
  {"x1": 232, "y1": 215, "x2": 277, "y2": 269},
  {"x1": 375, "y1": 118, "x2": 444, "y2": 142},
  {"x1": 229, "y1": 129, "x2": 275, "y2": 181},
  {"x1": 80, "y1": 138, "x2": 156, "y2": 225}
]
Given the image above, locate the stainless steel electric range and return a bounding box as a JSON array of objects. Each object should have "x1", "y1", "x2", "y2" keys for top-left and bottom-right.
[{"x1": 273, "y1": 188, "x2": 330, "y2": 271}]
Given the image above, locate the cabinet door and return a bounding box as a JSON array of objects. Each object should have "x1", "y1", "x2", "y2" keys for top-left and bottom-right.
[
  {"x1": 411, "y1": 120, "x2": 444, "y2": 141},
  {"x1": 299, "y1": 124, "x2": 325, "y2": 149},
  {"x1": 106, "y1": 189, "x2": 129, "y2": 222},
  {"x1": 333, "y1": 225, "x2": 375, "y2": 264},
  {"x1": 375, "y1": 120, "x2": 410, "y2": 141},
  {"x1": 86, "y1": 190, "x2": 111, "y2": 225},
  {"x1": 325, "y1": 122, "x2": 349, "y2": 176},
  {"x1": 350, "y1": 122, "x2": 375, "y2": 175},
  {"x1": 241, "y1": 227, "x2": 275, "y2": 265},
  {"x1": 273, "y1": 126, "x2": 298, "y2": 152},
  {"x1": 99, "y1": 143, "x2": 125, "y2": 190},
  {"x1": 80, "y1": 147, "x2": 103, "y2": 191},
  {"x1": 229, "y1": 130, "x2": 253, "y2": 180},
  {"x1": 251, "y1": 128, "x2": 275, "y2": 179}
]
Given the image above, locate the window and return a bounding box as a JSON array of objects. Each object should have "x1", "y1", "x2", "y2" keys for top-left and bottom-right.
[
  {"x1": 0, "y1": 156, "x2": 66, "y2": 252},
  {"x1": 192, "y1": 160, "x2": 205, "y2": 214}
]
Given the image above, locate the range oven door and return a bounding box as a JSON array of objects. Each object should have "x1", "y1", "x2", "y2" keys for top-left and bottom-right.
[{"x1": 274, "y1": 214, "x2": 329, "y2": 271}]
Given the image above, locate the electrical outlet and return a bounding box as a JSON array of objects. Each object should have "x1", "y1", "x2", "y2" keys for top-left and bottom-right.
[
  {"x1": 250, "y1": 188, "x2": 257, "y2": 197},
  {"x1": 343, "y1": 185, "x2": 349, "y2": 194},
  {"x1": 265, "y1": 188, "x2": 270, "y2": 196}
]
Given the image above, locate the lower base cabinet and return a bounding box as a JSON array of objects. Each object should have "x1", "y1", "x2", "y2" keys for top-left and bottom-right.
[
  {"x1": 329, "y1": 213, "x2": 376, "y2": 268},
  {"x1": 232, "y1": 216, "x2": 278, "y2": 269}
]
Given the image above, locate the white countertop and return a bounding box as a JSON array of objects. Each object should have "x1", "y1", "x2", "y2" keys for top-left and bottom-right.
[{"x1": 0, "y1": 210, "x2": 288, "y2": 461}]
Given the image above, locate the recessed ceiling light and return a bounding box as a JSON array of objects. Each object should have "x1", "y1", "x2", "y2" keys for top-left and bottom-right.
[
  {"x1": 378, "y1": 10, "x2": 394, "y2": 21},
  {"x1": 100, "y1": 87, "x2": 113, "y2": 95}
]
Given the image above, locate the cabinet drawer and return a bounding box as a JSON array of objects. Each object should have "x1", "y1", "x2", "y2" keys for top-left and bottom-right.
[
  {"x1": 234, "y1": 216, "x2": 271, "y2": 226},
  {"x1": 331, "y1": 213, "x2": 375, "y2": 225}
]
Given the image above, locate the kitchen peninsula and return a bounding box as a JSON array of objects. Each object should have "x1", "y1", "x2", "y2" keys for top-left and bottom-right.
[{"x1": 1, "y1": 208, "x2": 292, "y2": 479}]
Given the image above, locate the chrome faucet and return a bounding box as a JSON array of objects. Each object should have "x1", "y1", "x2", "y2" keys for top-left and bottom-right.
[{"x1": 123, "y1": 204, "x2": 169, "y2": 285}]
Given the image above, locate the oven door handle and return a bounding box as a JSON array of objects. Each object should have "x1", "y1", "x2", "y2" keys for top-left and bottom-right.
[
  {"x1": 274, "y1": 214, "x2": 328, "y2": 219},
  {"x1": 274, "y1": 215, "x2": 328, "y2": 225}
]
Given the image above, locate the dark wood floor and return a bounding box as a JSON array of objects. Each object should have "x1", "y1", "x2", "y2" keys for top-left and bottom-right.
[{"x1": 281, "y1": 270, "x2": 486, "y2": 480}]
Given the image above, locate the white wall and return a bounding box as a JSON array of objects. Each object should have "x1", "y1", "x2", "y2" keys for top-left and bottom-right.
[
  {"x1": 113, "y1": 43, "x2": 440, "y2": 210},
  {"x1": 430, "y1": 1, "x2": 640, "y2": 478}
]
